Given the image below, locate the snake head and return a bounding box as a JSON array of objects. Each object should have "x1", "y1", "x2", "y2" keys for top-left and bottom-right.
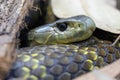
[{"x1": 28, "y1": 15, "x2": 96, "y2": 45}]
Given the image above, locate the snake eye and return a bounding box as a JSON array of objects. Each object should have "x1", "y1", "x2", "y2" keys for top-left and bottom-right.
[{"x1": 57, "y1": 23, "x2": 67, "y2": 31}]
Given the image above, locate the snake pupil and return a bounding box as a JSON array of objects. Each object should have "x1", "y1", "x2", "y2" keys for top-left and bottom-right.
[{"x1": 57, "y1": 23, "x2": 67, "y2": 31}]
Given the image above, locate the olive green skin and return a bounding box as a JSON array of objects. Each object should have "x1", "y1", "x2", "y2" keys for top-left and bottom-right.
[{"x1": 28, "y1": 15, "x2": 96, "y2": 45}]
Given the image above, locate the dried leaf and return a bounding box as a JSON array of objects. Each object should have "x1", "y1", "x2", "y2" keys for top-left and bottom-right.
[{"x1": 51, "y1": 0, "x2": 120, "y2": 34}]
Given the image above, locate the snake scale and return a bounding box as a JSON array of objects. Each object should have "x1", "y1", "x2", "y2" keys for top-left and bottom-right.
[{"x1": 6, "y1": 15, "x2": 120, "y2": 80}]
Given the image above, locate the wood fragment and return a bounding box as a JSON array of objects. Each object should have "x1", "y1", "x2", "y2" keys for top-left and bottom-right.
[
  {"x1": 0, "y1": 0, "x2": 41, "y2": 79},
  {"x1": 112, "y1": 35, "x2": 120, "y2": 46}
]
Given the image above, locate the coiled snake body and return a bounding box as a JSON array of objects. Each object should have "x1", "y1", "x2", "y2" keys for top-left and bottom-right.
[{"x1": 7, "y1": 15, "x2": 120, "y2": 80}]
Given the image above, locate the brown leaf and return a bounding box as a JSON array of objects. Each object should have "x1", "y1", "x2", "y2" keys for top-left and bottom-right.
[{"x1": 51, "y1": 0, "x2": 120, "y2": 34}]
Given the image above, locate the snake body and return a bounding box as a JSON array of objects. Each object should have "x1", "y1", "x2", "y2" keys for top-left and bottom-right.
[{"x1": 7, "y1": 15, "x2": 120, "y2": 80}]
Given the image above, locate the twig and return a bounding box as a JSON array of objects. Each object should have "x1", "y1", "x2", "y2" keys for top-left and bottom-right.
[{"x1": 112, "y1": 35, "x2": 120, "y2": 46}]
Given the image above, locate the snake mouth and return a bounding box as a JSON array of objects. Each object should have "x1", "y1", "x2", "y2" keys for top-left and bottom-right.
[{"x1": 28, "y1": 24, "x2": 55, "y2": 45}]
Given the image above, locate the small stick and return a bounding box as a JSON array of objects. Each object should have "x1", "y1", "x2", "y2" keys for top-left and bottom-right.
[{"x1": 112, "y1": 35, "x2": 120, "y2": 46}]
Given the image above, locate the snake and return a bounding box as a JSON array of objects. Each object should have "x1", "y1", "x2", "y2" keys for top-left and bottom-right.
[{"x1": 6, "y1": 15, "x2": 120, "y2": 80}]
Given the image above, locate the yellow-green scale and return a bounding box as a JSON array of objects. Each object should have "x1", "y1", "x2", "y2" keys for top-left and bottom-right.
[{"x1": 7, "y1": 42, "x2": 120, "y2": 80}]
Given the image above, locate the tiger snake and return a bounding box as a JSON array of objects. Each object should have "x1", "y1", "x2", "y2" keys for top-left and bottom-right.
[{"x1": 7, "y1": 15, "x2": 120, "y2": 80}]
